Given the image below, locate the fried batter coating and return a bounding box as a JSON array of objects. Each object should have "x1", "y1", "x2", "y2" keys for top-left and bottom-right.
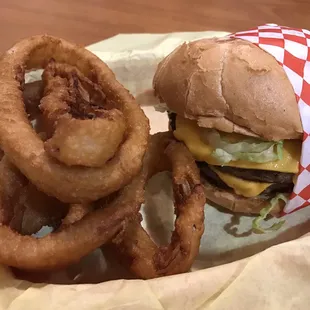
[
  {"x1": 110, "y1": 133, "x2": 206, "y2": 279},
  {"x1": 0, "y1": 35, "x2": 149, "y2": 202},
  {"x1": 40, "y1": 61, "x2": 126, "y2": 167}
]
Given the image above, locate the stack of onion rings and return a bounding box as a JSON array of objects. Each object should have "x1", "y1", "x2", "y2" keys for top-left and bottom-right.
[
  {"x1": 0, "y1": 35, "x2": 206, "y2": 280},
  {"x1": 0, "y1": 35, "x2": 149, "y2": 203},
  {"x1": 0, "y1": 35, "x2": 150, "y2": 271}
]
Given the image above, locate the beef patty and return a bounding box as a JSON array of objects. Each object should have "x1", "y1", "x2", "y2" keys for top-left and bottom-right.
[
  {"x1": 213, "y1": 166, "x2": 294, "y2": 184},
  {"x1": 198, "y1": 162, "x2": 294, "y2": 198},
  {"x1": 168, "y1": 111, "x2": 176, "y2": 131}
]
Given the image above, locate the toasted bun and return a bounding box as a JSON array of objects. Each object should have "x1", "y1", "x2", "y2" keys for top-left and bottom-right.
[
  {"x1": 153, "y1": 37, "x2": 303, "y2": 141},
  {"x1": 202, "y1": 180, "x2": 283, "y2": 215}
]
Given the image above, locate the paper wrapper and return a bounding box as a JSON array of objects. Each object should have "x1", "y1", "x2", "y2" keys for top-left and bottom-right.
[
  {"x1": 3, "y1": 31, "x2": 310, "y2": 309},
  {"x1": 233, "y1": 24, "x2": 310, "y2": 214}
]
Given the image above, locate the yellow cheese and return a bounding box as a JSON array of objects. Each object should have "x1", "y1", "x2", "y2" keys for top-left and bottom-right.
[
  {"x1": 211, "y1": 167, "x2": 272, "y2": 197},
  {"x1": 174, "y1": 116, "x2": 301, "y2": 173}
]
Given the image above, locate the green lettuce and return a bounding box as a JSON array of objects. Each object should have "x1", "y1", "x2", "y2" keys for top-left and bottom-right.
[
  {"x1": 154, "y1": 103, "x2": 169, "y2": 113},
  {"x1": 252, "y1": 194, "x2": 288, "y2": 234},
  {"x1": 201, "y1": 129, "x2": 283, "y2": 164}
]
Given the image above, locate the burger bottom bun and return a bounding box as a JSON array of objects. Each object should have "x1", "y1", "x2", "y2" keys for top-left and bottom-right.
[{"x1": 202, "y1": 179, "x2": 283, "y2": 215}]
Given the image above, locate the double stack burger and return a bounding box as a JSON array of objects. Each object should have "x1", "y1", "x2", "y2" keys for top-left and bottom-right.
[{"x1": 153, "y1": 37, "x2": 303, "y2": 216}]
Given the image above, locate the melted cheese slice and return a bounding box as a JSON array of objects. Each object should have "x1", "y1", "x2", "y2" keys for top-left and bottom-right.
[
  {"x1": 211, "y1": 167, "x2": 272, "y2": 197},
  {"x1": 174, "y1": 116, "x2": 301, "y2": 173}
]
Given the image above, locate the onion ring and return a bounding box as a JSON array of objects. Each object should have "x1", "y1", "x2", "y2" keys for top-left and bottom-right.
[
  {"x1": 0, "y1": 133, "x2": 204, "y2": 272},
  {"x1": 0, "y1": 171, "x2": 145, "y2": 270},
  {"x1": 0, "y1": 35, "x2": 149, "y2": 203},
  {"x1": 15, "y1": 183, "x2": 68, "y2": 235},
  {"x1": 40, "y1": 60, "x2": 127, "y2": 167},
  {"x1": 110, "y1": 132, "x2": 206, "y2": 279},
  {"x1": 0, "y1": 156, "x2": 67, "y2": 234},
  {"x1": 0, "y1": 83, "x2": 69, "y2": 234}
]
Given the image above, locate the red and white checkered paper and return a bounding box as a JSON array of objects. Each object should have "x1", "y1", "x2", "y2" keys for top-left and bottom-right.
[{"x1": 231, "y1": 24, "x2": 310, "y2": 215}]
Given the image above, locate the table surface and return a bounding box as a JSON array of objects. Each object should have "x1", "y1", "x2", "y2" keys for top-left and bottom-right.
[{"x1": 1, "y1": 0, "x2": 310, "y2": 52}]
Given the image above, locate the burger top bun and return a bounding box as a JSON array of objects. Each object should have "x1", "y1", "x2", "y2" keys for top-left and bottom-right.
[{"x1": 153, "y1": 37, "x2": 303, "y2": 141}]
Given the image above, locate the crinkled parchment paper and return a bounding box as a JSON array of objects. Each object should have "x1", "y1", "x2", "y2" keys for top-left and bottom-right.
[{"x1": 2, "y1": 31, "x2": 310, "y2": 310}]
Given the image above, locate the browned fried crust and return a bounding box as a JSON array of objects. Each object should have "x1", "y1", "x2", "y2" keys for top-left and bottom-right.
[
  {"x1": 0, "y1": 35, "x2": 149, "y2": 203},
  {"x1": 0, "y1": 167, "x2": 145, "y2": 270},
  {"x1": 0, "y1": 156, "x2": 27, "y2": 225},
  {"x1": 0, "y1": 133, "x2": 204, "y2": 272},
  {"x1": 0, "y1": 156, "x2": 67, "y2": 235},
  {"x1": 14, "y1": 184, "x2": 68, "y2": 235},
  {"x1": 111, "y1": 133, "x2": 206, "y2": 279},
  {"x1": 61, "y1": 203, "x2": 93, "y2": 227},
  {"x1": 40, "y1": 61, "x2": 127, "y2": 167}
]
